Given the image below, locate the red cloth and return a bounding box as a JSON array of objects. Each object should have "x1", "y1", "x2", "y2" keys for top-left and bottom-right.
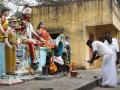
[
  {"x1": 22, "y1": 14, "x2": 30, "y2": 22},
  {"x1": 44, "y1": 41, "x2": 55, "y2": 48},
  {"x1": 38, "y1": 28, "x2": 55, "y2": 48},
  {"x1": 39, "y1": 28, "x2": 51, "y2": 41},
  {"x1": 35, "y1": 40, "x2": 44, "y2": 47},
  {"x1": 28, "y1": 42, "x2": 35, "y2": 64}
]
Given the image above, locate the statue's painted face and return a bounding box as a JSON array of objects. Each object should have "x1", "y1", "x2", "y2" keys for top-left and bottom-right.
[
  {"x1": 3, "y1": 11, "x2": 10, "y2": 17},
  {"x1": 40, "y1": 23, "x2": 46, "y2": 29}
]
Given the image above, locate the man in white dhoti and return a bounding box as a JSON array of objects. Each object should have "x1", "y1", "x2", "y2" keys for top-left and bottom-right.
[
  {"x1": 87, "y1": 40, "x2": 118, "y2": 87},
  {"x1": 104, "y1": 32, "x2": 120, "y2": 84}
]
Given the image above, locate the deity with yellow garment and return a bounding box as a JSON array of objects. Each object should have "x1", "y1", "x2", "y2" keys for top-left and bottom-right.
[
  {"x1": 5, "y1": 17, "x2": 17, "y2": 74},
  {"x1": 0, "y1": 7, "x2": 12, "y2": 76}
]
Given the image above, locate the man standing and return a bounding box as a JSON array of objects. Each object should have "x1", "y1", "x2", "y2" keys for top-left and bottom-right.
[
  {"x1": 104, "y1": 32, "x2": 120, "y2": 84},
  {"x1": 87, "y1": 40, "x2": 118, "y2": 87},
  {"x1": 104, "y1": 32, "x2": 120, "y2": 65}
]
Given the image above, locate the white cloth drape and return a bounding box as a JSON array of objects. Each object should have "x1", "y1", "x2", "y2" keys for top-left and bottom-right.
[{"x1": 101, "y1": 53, "x2": 117, "y2": 87}]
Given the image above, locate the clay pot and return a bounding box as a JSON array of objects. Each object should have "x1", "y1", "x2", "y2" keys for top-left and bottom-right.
[{"x1": 70, "y1": 71, "x2": 77, "y2": 77}]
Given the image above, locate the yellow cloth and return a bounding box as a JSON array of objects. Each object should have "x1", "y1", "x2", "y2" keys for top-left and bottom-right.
[
  {"x1": 0, "y1": 32, "x2": 4, "y2": 42},
  {"x1": 0, "y1": 18, "x2": 4, "y2": 42},
  {"x1": 5, "y1": 44, "x2": 16, "y2": 74},
  {"x1": 8, "y1": 31, "x2": 16, "y2": 43},
  {"x1": 5, "y1": 30, "x2": 16, "y2": 74},
  {"x1": 2, "y1": 19, "x2": 9, "y2": 31}
]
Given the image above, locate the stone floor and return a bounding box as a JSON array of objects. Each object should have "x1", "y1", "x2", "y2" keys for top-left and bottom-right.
[
  {"x1": 93, "y1": 84, "x2": 120, "y2": 90},
  {"x1": 0, "y1": 69, "x2": 102, "y2": 90}
]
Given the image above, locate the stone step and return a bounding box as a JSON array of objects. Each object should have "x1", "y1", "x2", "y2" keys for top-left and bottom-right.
[
  {"x1": 0, "y1": 75, "x2": 23, "y2": 85},
  {"x1": 34, "y1": 73, "x2": 66, "y2": 81}
]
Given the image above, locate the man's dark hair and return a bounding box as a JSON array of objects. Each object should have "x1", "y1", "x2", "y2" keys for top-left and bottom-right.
[
  {"x1": 86, "y1": 40, "x2": 93, "y2": 48},
  {"x1": 86, "y1": 40, "x2": 93, "y2": 44},
  {"x1": 104, "y1": 32, "x2": 112, "y2": 40}
]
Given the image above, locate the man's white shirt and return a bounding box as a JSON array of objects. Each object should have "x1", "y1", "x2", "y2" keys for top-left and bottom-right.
[
  {"x1": 92, "y1": 41, "x2": 113, "y2": 56},
  {"x1": 104, "y1": 38, "x2": 119, "y2": 53},
  {"x1": 21, "y1": 22, "x2": 34, "y2": 40},
  {"x1": 25, "y1": 22, "x2": 34, "y2": 39}
]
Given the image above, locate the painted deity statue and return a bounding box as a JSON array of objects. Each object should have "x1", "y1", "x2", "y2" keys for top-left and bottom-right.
[
  {"x1": 0, "y1": 7, "x2": 12, "y2": 75},
  {"x1": 55, "y1": 30, "x2": 64, "y2": 56},
  {"x1": 15, "y1": 5, "x2": 43, "y2": 73},
  {"x1": 5, "y1": 17, "x2": 17, "y2": 74},
  {"x1": 36, "y1": 22, "x2": 55, "y2": 48}
]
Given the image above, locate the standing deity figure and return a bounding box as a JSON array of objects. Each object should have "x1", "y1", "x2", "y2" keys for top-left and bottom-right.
[
  {"x1": 0, "y1": 7, "x2": 12, "y2": 75},
  {"x1": 5, "y1": 17, "x2": 17, "y2": 75}
]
